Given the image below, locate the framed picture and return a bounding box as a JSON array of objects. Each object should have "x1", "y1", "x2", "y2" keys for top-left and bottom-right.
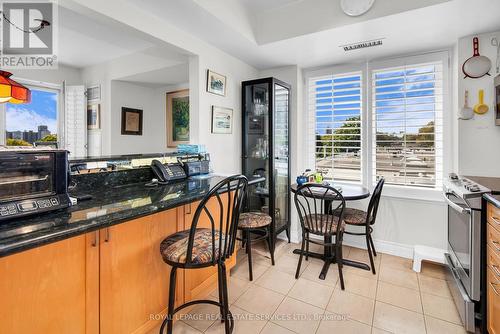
[
  {"x1": 121, "y1": 107, "x2": 143, "y2": 135},
  {"x1": 211, "y1": 106, "x2": 233, "y2": 134},
  {"x1": 206, "y1": 70, "x2": 226, "y2": 96},
  {"x1": 87, "y1": 104, "x2": 100, "y2": 130},
  {"x1": 166, "y1": 89, "x2": 190, "y2": 147},
  {"x1": 247, "y1": 115, "x2": 264, "y2": 135}
]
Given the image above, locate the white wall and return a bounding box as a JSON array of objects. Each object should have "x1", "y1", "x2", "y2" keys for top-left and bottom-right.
[
  {"x1": 457, "y1": 31, "x2": 500, "y2": 177},
  {"x1": 12, "y1": 64, "x2": 82, "y2": 86}
]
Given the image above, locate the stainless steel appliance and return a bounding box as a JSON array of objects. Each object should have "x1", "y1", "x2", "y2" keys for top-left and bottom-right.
[
  {"x1": 0, "y1": 149, "x2": 71, "y2": 221},
  {"x1": 443, "y1": 175, "x2": 490, "y2": 332}
]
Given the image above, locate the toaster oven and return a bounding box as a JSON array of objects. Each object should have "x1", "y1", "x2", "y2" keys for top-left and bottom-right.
[{"x1": 0, "y1": 149, "x2": 71, "y2": 221}]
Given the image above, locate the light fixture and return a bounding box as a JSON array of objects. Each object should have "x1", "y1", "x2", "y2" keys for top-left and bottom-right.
[
  {"x1": 341, "y1": 0, "x2": 375, "y2": 17},
  {"x1": 0, "y1": 71, "x2": 31, "y2": 104}
]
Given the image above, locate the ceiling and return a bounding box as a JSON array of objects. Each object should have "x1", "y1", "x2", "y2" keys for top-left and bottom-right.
[
  {"x1": 116, "y1": 63, "x2": 189, "y2": 87},
  {"x1": 122, "y1": 0, "x2": 500, "y2": 70}
]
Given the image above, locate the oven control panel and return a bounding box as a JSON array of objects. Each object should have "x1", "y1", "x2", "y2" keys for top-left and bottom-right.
[{"x1": 0, "y1": 194, "x2": 71, "y2": 221}]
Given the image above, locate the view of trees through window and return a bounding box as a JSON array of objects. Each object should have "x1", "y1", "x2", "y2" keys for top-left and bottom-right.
[{"x1": 5, "y1": 89, "x2": 58, "y2": 146}]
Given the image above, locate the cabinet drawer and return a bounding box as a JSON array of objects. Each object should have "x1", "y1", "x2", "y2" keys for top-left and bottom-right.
[
  {"x1": 488, "y1": 221, "x2": 500, "y2": 259},
  {"x1": 487, "y1": 268, "x2": 500, "y2": 334},
  {"x1": 487, "y1": 203, "x2": 500, "y2": 232},
  {"x1": 488, "y1": 244, "x2": 500, "y2": 281}
]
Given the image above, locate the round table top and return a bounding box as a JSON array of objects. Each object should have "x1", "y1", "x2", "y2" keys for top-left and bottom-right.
[{"x1": 290, "y1": 183, "x2": 370, "y2": 201}]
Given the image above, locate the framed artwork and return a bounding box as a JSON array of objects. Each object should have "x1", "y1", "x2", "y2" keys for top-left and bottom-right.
[
  {"x1": 247, "y1": 115, "x2": 264, "y2": 135},
  {"x1": 121, "y1": 107, "x2": 143, "y2": 135},
  {"x1": 166, "y1": 89, "x2": 190, "y2": 147},
  {"x1": 87, "y1": 104, "x2": 100, "y2": 130},
  {"x1": 206, "y1": 70, "x2": 226, "y2": 96},
  {"x1": 211, "y1": 106, "x2": 233, "y2": 134}
]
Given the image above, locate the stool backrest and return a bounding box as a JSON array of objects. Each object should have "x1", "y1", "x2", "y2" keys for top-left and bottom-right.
[
  {"x1": 367, "y1": 178, "x2": 384, "y2": 226},
  {"x1": 186, "y1": 175, "x2": 248, "y2": 266},
  {"x1": 294, "y1": 183, "x2": 346, "y2": 237}
]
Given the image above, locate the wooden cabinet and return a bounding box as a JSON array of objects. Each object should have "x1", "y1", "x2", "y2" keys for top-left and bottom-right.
[
  {"x1": 0, "y1": 233, "x2": 98, "y2": 334},
  {"x1": 487, "y1": 202, "x2": 500, "y2": 334}
]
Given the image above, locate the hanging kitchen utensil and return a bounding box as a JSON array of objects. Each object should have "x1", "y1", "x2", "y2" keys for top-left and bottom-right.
[
  {"x1": 463, "y1": 37, "x2": 491, "y2": 79},
  {"x1": 491, "y1": 37, "x2": 500, "y2": 74},
  {"x1": 459, "y1": 90, "x2": 474, "y2": 120},
  {"x1": 473, "y1": 89, "x2": 489, "y2": 114}
]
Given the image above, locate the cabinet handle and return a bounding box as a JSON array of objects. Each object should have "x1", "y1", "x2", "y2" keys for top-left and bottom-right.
[
  {"x1": 492, "y1": 216, "x2": 500, "y2": 225},
  {"x1": 492, "y1": 265, "x2": 500, "y2": 278},
  {"x1": 91, "y1": 231, "x2": 98, "y2": 247},
  {"x1": 492, "y1": 240, "x2": 500, "y2": 252},
  {"x1": 491, "y1": 282, "x2": 500, "y2": 296},
  {"x1": 104, "y1": 228, "x2": 110, "y2": 242}
]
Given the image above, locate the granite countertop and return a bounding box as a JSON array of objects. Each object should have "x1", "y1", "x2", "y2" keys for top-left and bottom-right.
[{"x1": 0, "y1": 175, "x2": 264, "y2": 258}]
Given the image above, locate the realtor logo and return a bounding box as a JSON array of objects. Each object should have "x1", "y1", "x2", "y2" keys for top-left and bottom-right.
[{"x1": 0, "y1": 0, "x2": 58, "y2": 68}]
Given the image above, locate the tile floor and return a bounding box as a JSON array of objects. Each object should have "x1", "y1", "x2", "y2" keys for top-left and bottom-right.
[{"x1": 158, "y1": 242, "x2": 466, "y2": 334}]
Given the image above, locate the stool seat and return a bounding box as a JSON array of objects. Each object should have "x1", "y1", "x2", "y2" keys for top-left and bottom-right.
[
  {"x1": 238, "y1": 212, "x2": 272, "y2": 229},
  {"x1": 160, "y1": 228, "x2": 222, "y2": 265},
  {"x1": 343, "y1": 208, "x2": 367, "y2": 226}
]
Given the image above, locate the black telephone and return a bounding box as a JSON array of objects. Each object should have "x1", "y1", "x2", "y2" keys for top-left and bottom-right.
[{"x1": 150, "y1": 160, "x2": 187, "y2": 183}]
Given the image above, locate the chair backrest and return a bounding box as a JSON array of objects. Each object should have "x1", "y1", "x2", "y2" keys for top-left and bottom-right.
[
  {"x1": 366, "y1": 178, "x2": 385, "y2": 225},
  {"x1": 185, "y1": 175, "x2": 248, "y2": 266},
  {"x1": 294, "y1": 183, "x2": 346, "y2": 237}
]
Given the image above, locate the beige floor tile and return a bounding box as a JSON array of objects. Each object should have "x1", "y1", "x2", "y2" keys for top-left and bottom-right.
[
  {"x1": 421, "y1": 292, "x2": 462, "y2": 325},
  {"x1": 274, "y1": 253, "x2": 308, "y2": 276},
  {"x1": 327, "y1": 288, "x2": 375, "y2": 325},
  {"x1": 148, "y1": 321, "x2": 203, "y2": 334},
  {"x1": 255, "y1": 268, "x2": 296, "y2": 295},
  {"x1": 425, "y1": 315, "x2": 467, "y2": 334},
  {"x1": 419, "y1": 261, "x2": 447, "y2": 280},
  {"x1": 234, "y1": 285, "x2": 285, "y2": 316},
  {"x1": 345, "y1": 264, "x2": 379, "y2": 280},
  {"x1": 348, "y1": 247, "x2": 381, "y2": 265},
  {"x1": 373, "y1": 301, "x2": 426, "y2": 334},
  {"x1": 299, "y1": 260, "x2": 339, "y2": 287},
  {"x1": 381, "y1": 254, "x2": 414, "y2": 272},
  {"x1": 342, "y1": 271, "x2": 378, "y2": 299},
  {"x1": 379, "y1": 266, "x2": 419, "y2": 290},
  {"x1": 181, "y1": 302, "x2": 220, "y2": 332},
  {"x1": 376, "y1": 281, "x2": 422, "y2": 313},
  {"x1": 288, "y1": 277, "x2": 335, "y2": 308},
  {"x1": 418, "y1": 275, "x2": 452, "y2": 299},
  {"x1": 204, "y1": 306, "x2": 267, "y2": 334},
  {"x1": 371, "y1": 327, "x2": 393, "y2": 334},
  {"x1": 316, "y1": 312, "x2": 371, "y2": 334},
  {"x1": 231, "y1": 258, "x2": 269, "y2": 281},
  {"x1": 271, "y1": 296, "x2": 324, "y2": 334},
  {"x1": 211, "y1": 276, "x2": 251, "y2": 305},
  {"x1": 260, "y1": 322, "x2": 296, "y2": 334}
]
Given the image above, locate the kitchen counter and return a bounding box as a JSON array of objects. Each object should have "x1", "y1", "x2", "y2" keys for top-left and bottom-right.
[
  {"x1": 0, "y1": 174, "x2": 264, "y2": 258},
  {"x1": 484, "y1": 193, "x2": 500, "y2": 208}
]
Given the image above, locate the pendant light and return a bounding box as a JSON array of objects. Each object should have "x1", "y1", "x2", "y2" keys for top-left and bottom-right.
[{"x1": 0, "y1": 70, "x2": 31, "y2": 104}]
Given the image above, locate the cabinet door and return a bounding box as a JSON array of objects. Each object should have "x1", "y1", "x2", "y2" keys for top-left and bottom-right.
[
  {"x1": 99, "y1": 208, "x2": 184, "y2": 334},
  {"x1": 0, "y1": 233, "x2": 98, "y2": 334},
  {"x1": 488, "y1": 268, "x2": 500, "y2": 334}
]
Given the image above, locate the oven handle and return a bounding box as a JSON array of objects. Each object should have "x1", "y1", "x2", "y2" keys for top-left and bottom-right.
[
  {"x1": 444, "y1": 192, "x2": 472, "y2": 214},
  {"x1": 0, "y1": 175, "x2": 49, "y2": 186}
]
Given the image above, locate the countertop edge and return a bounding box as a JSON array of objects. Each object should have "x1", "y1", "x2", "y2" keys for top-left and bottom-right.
[{"x1": 484, "y1": 193, "x2": 500, "y2": 209}]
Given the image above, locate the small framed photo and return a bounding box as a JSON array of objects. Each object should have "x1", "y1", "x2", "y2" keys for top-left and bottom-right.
[
  {"x1": 206, "y1": 70, "x2": 226, "y2": 96},
  {"x1": 211, "y1": 106, "x2": 233, "y2": 134},
  {"x1": 87, "y1": 104, "x2": 100, "y2": 130},
  {"x1": 121, "y1": 107, "x2": 143, "y2": 135}
]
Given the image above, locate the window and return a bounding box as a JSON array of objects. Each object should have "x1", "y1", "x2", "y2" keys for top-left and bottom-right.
[
  {"x1": 3, "y1": 86, "x2": 59, "y2": 147},
  {"x1": 309, "y1": 72, "x2": 363, "y2": 182},
  {"x1": 371, "y1": 61, "x2": 443, "y2": 188}
]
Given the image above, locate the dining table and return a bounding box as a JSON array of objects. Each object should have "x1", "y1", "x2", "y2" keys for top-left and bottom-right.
[{"x1": 290, "y1": 182, "x2": 371, "y2": 280}]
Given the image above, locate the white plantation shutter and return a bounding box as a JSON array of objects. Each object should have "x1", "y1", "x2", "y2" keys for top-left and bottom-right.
[
  {"x1": 64, "y1": 85, "x2": 87, "y2": 157},
  {"x1": 371, "y1": 61, "x2": 444, "y2": 188},
  {"x1": 308, "y1": 71, "x2": 363, "y2": 182}
]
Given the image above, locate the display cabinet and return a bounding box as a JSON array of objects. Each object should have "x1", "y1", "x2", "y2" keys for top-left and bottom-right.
[{"x1": 242, "y1": 77, "x2": 291, "y2": 251}]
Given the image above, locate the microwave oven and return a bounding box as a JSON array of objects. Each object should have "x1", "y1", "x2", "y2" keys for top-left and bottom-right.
[{"x1": 0, "y1": 149, "x2": 71, "y2": 221}]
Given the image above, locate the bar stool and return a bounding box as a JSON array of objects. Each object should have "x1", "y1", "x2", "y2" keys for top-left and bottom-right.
[
  {"x1": 343, "y1": 178, "x2": 384, "y2": 274},
  {"x1": 237, "y1": 212, "x2": 274, "y2": 281},
  {"x1": 158, "y1": 175, "x2": 248, "y2": 334}
]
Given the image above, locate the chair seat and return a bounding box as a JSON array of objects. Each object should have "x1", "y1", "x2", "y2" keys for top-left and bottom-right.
[
  {"x1": 238, "y1": 212, "x2": 272, "y2": 229},
  {"x1": 160, "y1": 228, "x2": 222, "y2": 265},
  {"x1": 304, "y1": 214, "x2": 344, "y2": 234},
  {"x1": 344, "y1": 208, "x2": 367, "y2": 225}
]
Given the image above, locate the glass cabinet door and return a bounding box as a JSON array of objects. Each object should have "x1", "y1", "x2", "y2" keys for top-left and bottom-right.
[
  {"x1": 273, "y1": 83, "x2": 290, "y2": 233},
  {"x1": 243, "y1": 82, "x2": 270, "y2": 213}
]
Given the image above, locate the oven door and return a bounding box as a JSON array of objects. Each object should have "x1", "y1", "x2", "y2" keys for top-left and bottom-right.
[{"x1": 445, "y1": 191, "x2": 481, "y2": 301}]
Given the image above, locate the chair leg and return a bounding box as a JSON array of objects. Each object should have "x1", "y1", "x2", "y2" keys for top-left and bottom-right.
[
  {"x1": 246, "y1": 230, "x2": 253, "y2": 281},
  {"x1": 366, "y1": 235, "x2": 376, "y2": 275},
  {"x1": 266, "y1": 226, "x2": 275, "y2": 266},
  {"x1": 295, "y1": 236, "x2": 305, "y2": 279},
  {"x1": 337, "y1": 243, "x2": 345, "y2": 290},
  {"x1": 369, "y1": 234, "x2": 377, "y2": 257},
  {"x1": 305, "y1": 232, "x2": 309, "y2": 261},
  {"x1": 220, "y1": 262, "x2": 231, "y2": 334},
  {"x1": 285, "y1": 227, "x2": 291, "y2": 243},
  {"x1": 217, "y1": 264, "x2": 225, "y2": 322},
  {"x1": 160, "y1": 266, "x2": 177, "y2": 334}
]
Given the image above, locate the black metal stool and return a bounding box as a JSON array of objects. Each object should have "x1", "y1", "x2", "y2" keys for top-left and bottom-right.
[
  {"x1": 158, "y1": 175, "x2": 248, "y2": 334},
  {"x1": 237, "y1": 212, "x2": 274, "y2": 281}
]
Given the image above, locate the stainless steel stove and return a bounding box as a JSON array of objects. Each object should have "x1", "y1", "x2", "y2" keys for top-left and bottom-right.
[{"x1": 443, "y1": 174, "x2": 490, "y2": 333}]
